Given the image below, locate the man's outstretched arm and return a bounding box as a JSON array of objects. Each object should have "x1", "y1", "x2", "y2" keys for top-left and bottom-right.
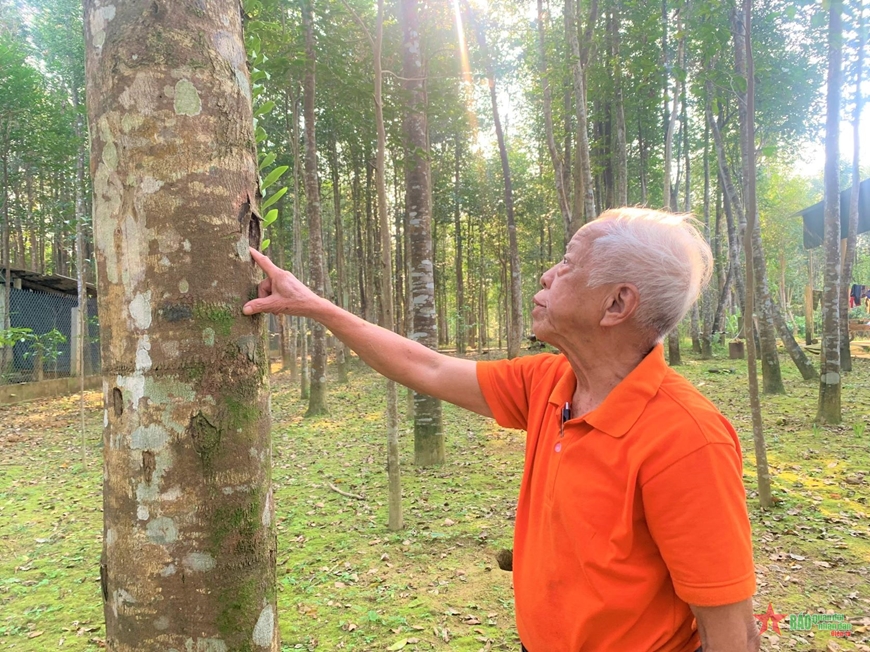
[{"x1": 243, "y1": 248, "x2": 492, "y2": 418}]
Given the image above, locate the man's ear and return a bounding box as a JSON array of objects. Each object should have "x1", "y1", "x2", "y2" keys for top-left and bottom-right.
[{"x1": 600, "y1": 284, "x2": 640, "y2": 327}]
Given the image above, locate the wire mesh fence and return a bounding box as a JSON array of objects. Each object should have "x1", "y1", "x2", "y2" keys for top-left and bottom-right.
[{"x1": 1, "y1": 287, "x2": 100, "y2": 384}]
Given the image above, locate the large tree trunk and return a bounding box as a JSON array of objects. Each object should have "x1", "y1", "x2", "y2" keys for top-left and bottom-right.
[
  {"x1": 817, "y1": 0, "x2": 843, "y2": 423},
  {"x1": 469, "y1": 8, "x2": 523, "y2": 359},
  {"x1": 401, "y1": 0, "x2": 443, "y2": 465},
  {"x1": 537, "y1": 0, "x2": 572, "y2": 239},
  {"x1": 303, "y1": 0, "x2": 328, "y2": 416},
  {"x1": 84, "y1": 2, "x2": 277, "y2": 649},
  {"x1": 741, "y1": 0, "x2": 772, "y2": 509}
]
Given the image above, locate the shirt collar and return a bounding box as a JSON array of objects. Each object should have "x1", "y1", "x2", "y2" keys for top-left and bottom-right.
[{"x1": 547, "y1": 344, "x2": 668, "y2": 438}]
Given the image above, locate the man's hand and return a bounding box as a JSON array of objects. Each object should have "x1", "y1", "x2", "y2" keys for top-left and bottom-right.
[
  {"x1": 243, "y1": 248, "x2": 322, "y2": 317},
  {"x1": 690, "y1": 598, "x2": 761, "y2": 652},
  {"x1": 239, "y1": 247, "x2": 491, "y2": 417}
]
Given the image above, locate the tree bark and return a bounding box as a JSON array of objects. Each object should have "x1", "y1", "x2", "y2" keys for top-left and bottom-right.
[
  {"x1": 454, "y1": 136, "x2": 466, "y2": 355},
  {"x1": 565, "y1": 0, "x2": 598, "y2": 229},
  {"x1": 610, "y1": 2, "x2": 628, "y2": 207},
  {"x1": 401, "y1": 0, "x2": 443, "y2": 464},
  {"x1": 83, "y1": 2, "x2": 277, "y2": 648},
  {"x1": 469, "y1": 8, "x2": 522, "y2": 359},
  {"x1": 664, "y1": 6, "x2": 682, "y2": 365},
  {"x1": 731, "y1": 8, "x2": 784, "y2": 393},
  {"x1": 840, "y1": 8, "x2": 864, "y2": 374},
  {"x1": 537, "y1": 0, "x2": 572, "y2": 239},
  {"x1": 741, "y1": 0, "x2": 772, "y2": 509},
  {"x1": 372, "y1": 0, "x2": 402, "y2": 530},
  {"x1": 817, "y1": 0, "x2": 843, "y2": 423},
  {"x1": 303, "y1": 0, "x2": 327, "y2": 417},
  {"x1": 328, "y1": 138, "x2": 349, "y2": 384}
]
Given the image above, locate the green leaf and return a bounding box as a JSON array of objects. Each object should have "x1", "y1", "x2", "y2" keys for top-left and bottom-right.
[
  {"x1": 261, "y1": 186, "x2": 288, "y2": 210},
  {"x1": 254, "y1": 100, "x2": 275, "y2": 117},
  {"x1": 263, "y1": 209, "x2": 278, "y2": 227},
  {"x1": 260, "y1": 238, "x2": 271, "y2": 251},
  {"x1": 734, "y1": 75, "x2": 748, "y2": 93},
  {"x1": 259, "y1": 152, "x2": 277, "y2": 170},
  {"x1": 251, "y1": 70, "x2": 267, "y2": 83},
  {"x1": 255, "y1": 125, "x2": 268, "y2": 144},
  {"x1": 386, "y1": 640, "x2": 408, "y2": 651},
  {"x1": 252, "y1": 87, "x2": 263, "y2": 101},
  {"x1": 261, "y1": 165, "x2": 289, "y2": 190},
  {"x1": 247, "y1": 34, "x2": 262, "y2": 56}
]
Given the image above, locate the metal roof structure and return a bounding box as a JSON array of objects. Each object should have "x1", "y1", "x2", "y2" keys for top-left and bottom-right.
[
  {"x1": 800, "y1": 178, "x2": 870, "y2": 249},
  {"x1": 0, "y1": 268, "x2": 97, "y2": 298}
]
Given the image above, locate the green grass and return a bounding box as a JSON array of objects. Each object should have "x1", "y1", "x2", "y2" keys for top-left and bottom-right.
[{"x1": 0, "y1": 344, "x2": 869, "y2": 650}]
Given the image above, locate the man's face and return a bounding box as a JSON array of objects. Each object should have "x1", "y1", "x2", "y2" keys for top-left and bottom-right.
[{"x1": 531, "y1": 226, "x2": 610, "y2": 347}]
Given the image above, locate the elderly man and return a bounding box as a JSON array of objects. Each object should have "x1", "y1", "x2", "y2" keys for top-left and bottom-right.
[{"x1": 243, "y1": 207, "x2": 759, "y2": 652}]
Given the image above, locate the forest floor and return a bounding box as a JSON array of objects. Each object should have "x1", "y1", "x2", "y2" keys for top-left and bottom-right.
[{"x1": 0, "y1": 344, "x2": 869, "y2": 651}]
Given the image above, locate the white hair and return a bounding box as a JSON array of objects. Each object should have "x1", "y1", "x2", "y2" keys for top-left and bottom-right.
[{"x1": 584, "y1": 207, "x2": 713, "y2": 341}]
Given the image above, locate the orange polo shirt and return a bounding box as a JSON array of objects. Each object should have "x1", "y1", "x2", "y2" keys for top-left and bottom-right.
[{"x1": 477, "y1": 345, "x2": 755, "y2": 651}]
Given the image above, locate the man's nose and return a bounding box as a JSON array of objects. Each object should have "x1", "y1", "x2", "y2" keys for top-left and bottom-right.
[{"x1": 540, "y1": 266, "x2": 554, "y2": 288}]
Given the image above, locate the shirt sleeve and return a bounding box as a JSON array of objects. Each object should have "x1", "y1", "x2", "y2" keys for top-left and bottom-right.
[
  {"x1": 641, "y1": 442, "x2": 756, "y2": 607},
  {"x1": 476, "y1": 355, "x2": 555, "y2": 431}
]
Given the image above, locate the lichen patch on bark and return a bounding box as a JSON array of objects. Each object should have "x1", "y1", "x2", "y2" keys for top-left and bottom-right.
[
  {"x1": 252, "y1": 604, "x2": 274, "y2": 648},
  {"x1": 88, "y1": 3, "x2": 115, "y2": 51},
  {"x1": 145, "y1": 516, "x2": 178, "y2": 545},
  {"x1": 182, "y1": 551, "x2": 216, "y2": 573},
  {"x1": 174, "y1": 79, "x2": 202, "y2": 116}
]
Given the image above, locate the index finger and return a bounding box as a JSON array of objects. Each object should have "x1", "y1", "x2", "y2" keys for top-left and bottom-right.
[{"x1": 249, "y1": 247, "x2": 282, "y2": 278}]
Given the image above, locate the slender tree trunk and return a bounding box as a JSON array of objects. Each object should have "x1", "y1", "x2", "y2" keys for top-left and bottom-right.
[
  {"x1": 401, "y1": 0, "x2": 443, "y2": 464},
  {"x1": 328, "y1": 139, "x2": 349, "y2": 383},
  {"x1": 840, "y1": 8, "x2": 864, "y2": 374},
  {"x1": 664, "y1": 9, "x2": 682, "y2": 365},
  {"x1": 610, "y1": 2, "x2": 628, "y2": 207},
  {"x1": 291, "y1": 90, "x2": 308, "y2": 398},
  {"x1": 454, "y1": 137, "x2": 466, "y2": 355},
  {"x1": 565, "y1": 0, "x2": 598, "y2": 228},
  {"x1": 303, "y1": 0, "x2": 327, "y2": 416},
  {"x1": 638, "y1": 116, "x2": 648, "y2": 205},
  {"x1": 469, "y1": 9, "x2": 522, "y2": 359},
  {"x1": 818, "y1": 0, "x2": 843, "y2": 423},
  {"x1": 537, "y1": 0, "x2": 572, "y2": 238},
  {"x1": 280, "y1": 91, "x2": 297, "y2": 380},
  {"x1": 365, "y1": 159, "x2": 377, "y2": 323},
  {"x1": 1, "y1": 145, "x2": 11, "y2": 375},
  {"x1": 73, "y1": 95, "x2": 88, "y2": 462},
  {"x1": 352, "y1": 161, "x2": 368, "y2": 321},
  {"x1": 732, "y1": 8, "x2": 784, "y2": 393},
  {"x1": 393, "y1": 160, "x2": 406, "y2": 336},
  {"x1": 84, "y1": 2, "x2": 277, "y2": 648},
  {"x1": 700, "y1": 110, "x2": 714, "y2": 358},
  {"x1": 369, "y1": 0, "x2": 403, "y2": 530},
  {"x1": 741, "y1": 0, "x2": 772, "y2": 508}
]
